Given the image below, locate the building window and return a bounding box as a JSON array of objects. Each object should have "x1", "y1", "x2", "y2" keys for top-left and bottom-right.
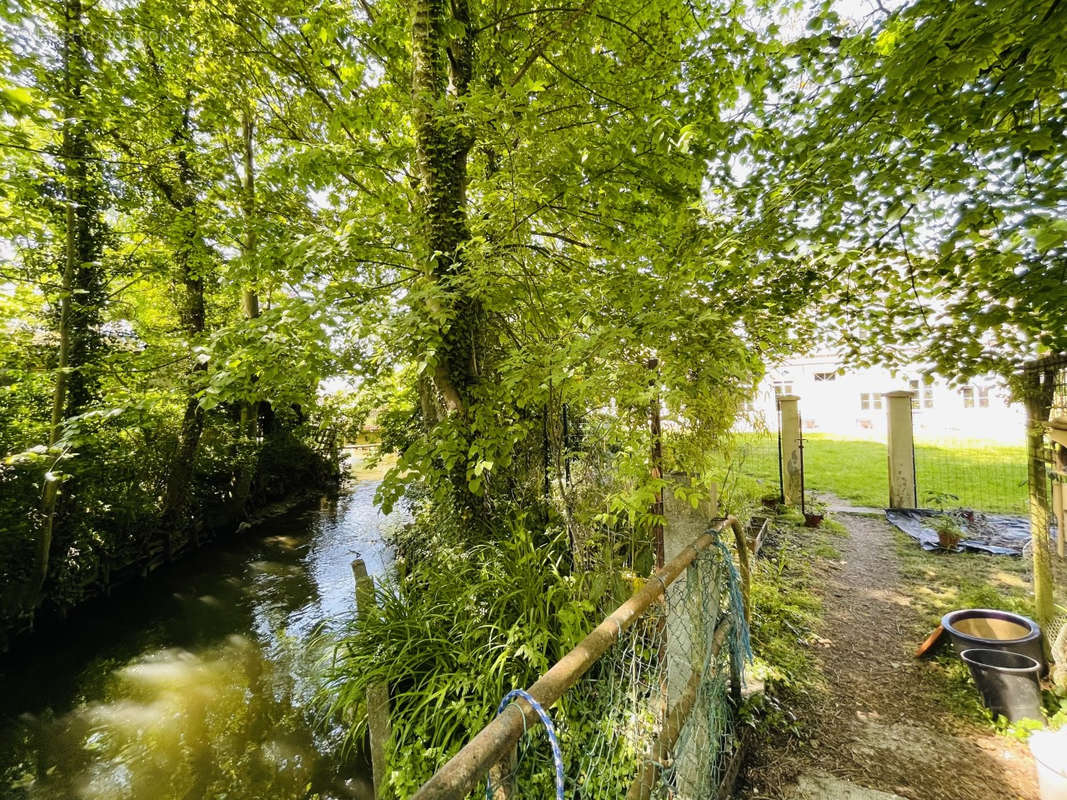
[
  {"x1": 773, "y1": 381, "x2": 793, "y2": 397},
  {"x1": 814, "y1": 371, "x2": 836, "y2": 382},
  {"x1": 860, "y1": 392, "x2": 883, "y2": 412},
  {"x1": 910, "y1": 379, "x2": 934, "y2": 409},
  {"x1": 962, "y1": 385, "x2": 991, "y2": 409}
]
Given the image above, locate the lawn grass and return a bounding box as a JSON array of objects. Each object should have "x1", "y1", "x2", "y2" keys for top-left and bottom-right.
[{"x1": 734, "y1": 433, "x2": 1028, "y2": 513}]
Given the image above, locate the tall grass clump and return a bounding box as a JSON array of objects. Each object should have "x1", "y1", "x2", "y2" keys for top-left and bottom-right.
[{"x1": 320, "y1": 509, "x2": 625, "y2": 796}]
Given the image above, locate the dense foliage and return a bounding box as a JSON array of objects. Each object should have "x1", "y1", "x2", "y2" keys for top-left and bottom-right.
[
  {"x1": 737, "y1": 0, "x2": 1067, "y2": 382},
  {"x1": 0, "y1": 0, "x2": 343, "y2": 642},
  {"x1": 2, "y1": 0, "x2": 823, "y2": 643}
]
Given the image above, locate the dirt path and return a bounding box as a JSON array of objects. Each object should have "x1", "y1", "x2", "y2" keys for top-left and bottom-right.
[{"x1": 740, "y1": 513, "x2": 1039, "y2": 800}]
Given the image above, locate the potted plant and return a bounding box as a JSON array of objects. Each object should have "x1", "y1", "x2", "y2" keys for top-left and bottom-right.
[
  {"x1": 930, "y1": 513, "x2": 963, "y2": 550},
  {"x1": 923, "y1": 490, "x2": 959, "y2": 513},
  {"x1": 803, "y1": 492, "x2": 826, "y2": 527}
]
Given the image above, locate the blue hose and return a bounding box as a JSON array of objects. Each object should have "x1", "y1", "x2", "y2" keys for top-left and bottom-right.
[{"x1": 486, "y1": 688, "x2": 565, "y2": 800}]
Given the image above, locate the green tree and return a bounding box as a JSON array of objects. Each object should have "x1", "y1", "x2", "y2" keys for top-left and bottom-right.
[
  {"x1": 739, "y1": 0, "x2": 1067, "y2": 625},
  {"x1": 741, "y1": 0, "x2": 1066, "y2": 378}
]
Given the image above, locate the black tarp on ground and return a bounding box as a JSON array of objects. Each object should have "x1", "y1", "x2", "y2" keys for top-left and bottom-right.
[{"x1": 885, "y1": 509, "x2": 1059, "y2": 556}]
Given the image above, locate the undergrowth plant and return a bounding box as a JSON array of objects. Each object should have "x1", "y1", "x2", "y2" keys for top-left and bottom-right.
[
  {"x1": 741, "y1": 515, "x2": 845, "y2": 747},
  {"x1": 319, "y1": 509, "x2": 627, "y2": 796}
]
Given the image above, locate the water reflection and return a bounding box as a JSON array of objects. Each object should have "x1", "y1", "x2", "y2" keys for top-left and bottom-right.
[{"x1": 0, "y1": 478, "x2": 396, "y2": 800}]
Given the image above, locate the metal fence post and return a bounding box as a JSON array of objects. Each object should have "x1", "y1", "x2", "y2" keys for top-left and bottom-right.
[
  {"x1": 353, "y1": 558, "x2": 392, "y2": 797},
  {"x1": 778, "y1": 395, "x2": 802, "y2": 505},
  {"x1": 885, "y1": 391, "x2": 918, "y2": 508}
]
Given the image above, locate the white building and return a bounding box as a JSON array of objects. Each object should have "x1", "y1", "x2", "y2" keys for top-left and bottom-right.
[{"x1": 743, "y1": 353, "x2": 1024, "y2": 444}]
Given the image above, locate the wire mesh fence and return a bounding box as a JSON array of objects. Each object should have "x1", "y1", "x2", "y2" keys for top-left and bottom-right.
[
  {"x1": 1034, "y1": 355, "x2": 1067, "y2": 420},
  {"x1": 1022, "y1": 354, "x2": 1067, "y2": 553},
  {"x1": 423, "y1": 530, "x2": 751, "y2": 800},
  {"x1": 913, "y1": 436, "x2": 1029, "y2": 514},
  {"x1": 903, "y1": 357, "x2": 1067, "y2": 518},
  {"x1": 731, "y1": 395, "x2": 782, "y2": 500},
  {"x1": 728, "y1": 382, "x2": 1033, "y2": 514},
  {"x1": 796, "y1": 430, "x2": 887, "y2": 508}
]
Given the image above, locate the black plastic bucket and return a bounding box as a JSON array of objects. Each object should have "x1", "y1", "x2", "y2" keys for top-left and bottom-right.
[
  {"x1": 960, "y1": 648, "x2": 1043, "y2": 723},
  {"x1": 942, "y1": 608, "x2": 1044, "y2": 670}
]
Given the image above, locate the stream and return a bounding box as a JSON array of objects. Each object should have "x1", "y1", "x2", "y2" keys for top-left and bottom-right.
[{"x1": 0, "y1": 468, "x2": 398, "y2": 800}]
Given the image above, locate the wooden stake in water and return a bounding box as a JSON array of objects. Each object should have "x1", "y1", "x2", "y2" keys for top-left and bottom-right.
[{"x1": 353, "y1": 558, "x2": 391, "y2": 797}]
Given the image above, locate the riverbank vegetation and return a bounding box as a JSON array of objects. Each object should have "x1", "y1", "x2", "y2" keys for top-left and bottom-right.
[
  {"x1": 3, "y1": 0, "x2": 813, "y2": 658},
  {"x1": 0, "y1": 1, "x2": 348, "y2": 645}
]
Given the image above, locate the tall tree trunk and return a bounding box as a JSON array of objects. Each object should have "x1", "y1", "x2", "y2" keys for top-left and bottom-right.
[
  {"x1": 239, "y1": 106, "x2": 260, "y2": 439},
  {"x1": 412, "y1": 0, "x2": 485, "y2": 517},
  {"x1": 39, "y1": 0, "x2": 105, "y2": 609},
  {"x1": 157, "y1": 104, "x2": 208, "y2": 555},
  {"x1": 48, "y1": 175, "x2": 76, "y2": 446},
  {"x1": 50, "y1": 0, "x2": 104, "y2": 436},
  {"x1": 231, "y1": 107, "x2": 261, "y2": 518},
  {"x1": 157, "y1": 251, "x2": 206, "y2": 554},
  {"x1": 49, "y1": 0, "x2": 105, "y2": 442},
  {"x1": 412, "y1": 0, "x2": 477, "y2": 410},
  {"x1": 1024, "y1": 366, "x2": 1056, "y2": 634}
]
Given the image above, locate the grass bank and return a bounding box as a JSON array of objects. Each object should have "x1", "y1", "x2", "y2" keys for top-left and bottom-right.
[{"x1": 746, "y1": 512, "x2": 846, "y2": 719}]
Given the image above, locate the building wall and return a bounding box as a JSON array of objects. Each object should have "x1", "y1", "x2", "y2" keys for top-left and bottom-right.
[{"x1": 743, "y1": 354, "x2": 1024, "y2": 443}]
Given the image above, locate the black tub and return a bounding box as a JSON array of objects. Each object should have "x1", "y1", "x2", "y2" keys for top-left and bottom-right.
[
  {"x1": 941, "y1": 608, "x2": 1044, "y2": 669},
  {"x1": 960, "y1": 648, "x2": 1043, "y2": 723}
]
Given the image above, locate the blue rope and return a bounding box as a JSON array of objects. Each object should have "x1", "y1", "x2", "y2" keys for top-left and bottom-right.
[
  {"x1": 715, "y1": 539, "x2": 753, "y2": 680},
  {"x1": 486, "y1": 689, "x2": 565, "y2": 800}
]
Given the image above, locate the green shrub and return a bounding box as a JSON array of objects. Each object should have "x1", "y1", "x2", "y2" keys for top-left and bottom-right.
[{"x1": 0, "y1": 457, "x2": 46, "y2": 630}]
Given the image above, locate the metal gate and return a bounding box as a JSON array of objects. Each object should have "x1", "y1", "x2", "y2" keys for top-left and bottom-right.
[{"x1": 733, "y1": 390, "x2": 783, "y2": 503}]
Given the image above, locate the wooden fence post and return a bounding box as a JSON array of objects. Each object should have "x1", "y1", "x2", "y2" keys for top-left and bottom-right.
[
  {"x1": 885, "y1": 391, "x2": 917, "y2": 509},
  {"x1": 353, "y1": 559, "x2": 391, "y2": 797},
  {"x1": 778, "y1": 395, "x2": 802, "y2": 506},
  {"x1": 1053, "y1": 479, "x2": 1065, "y2": 560}
]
